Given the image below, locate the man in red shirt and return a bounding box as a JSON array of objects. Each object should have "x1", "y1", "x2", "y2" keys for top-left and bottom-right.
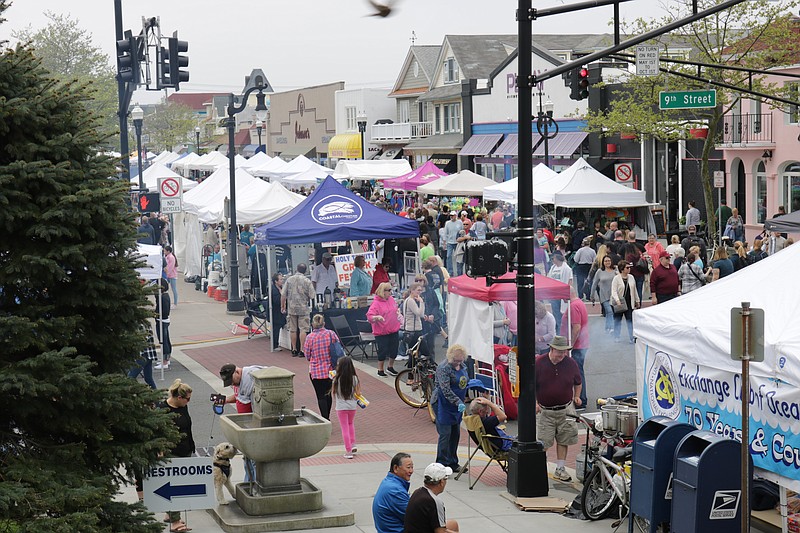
[
  {"x1": 535, "y1": 336, "x2": 582, "y2": 482},
  {"x1": 561, "y1": 285, "x2": 589, "y2": 407},
  {"x1": 649, "y1": 250, "x2": 680, "y2": 304}
]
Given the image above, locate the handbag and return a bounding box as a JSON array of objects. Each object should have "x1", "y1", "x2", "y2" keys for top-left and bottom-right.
[
  {"x1": 612, "y1": 300, "x2": 629, "y2": 314},
  {"x1": 329, "y1": 332, "x2": 345, "y2": 370},
  {"x1": 635, "y1": 255, "x2": 649, "y2": 273}
]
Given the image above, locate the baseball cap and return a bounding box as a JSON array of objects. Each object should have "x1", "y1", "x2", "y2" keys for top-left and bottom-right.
[
  {"x1": 467, "y1": 378, "x2": 491, "y2": 393},
  {"x1": 687, "y1": 224, "x2": 697, "y2": 231},
  {"x1": 450, "y1": 211, "x2": 457, "y2": 216},
  {"x1": 220, "y1": 364, "x2": 236, "y2": 387},
  {"x1": 659, "y1": 251, "x2": 670, "y2": 259},
  {"x1": 322, "y1": 252, "x2": 333, "y2": 260},
  {"x1": 423, "y1": 463, "x2": 453, "y2": 483}
]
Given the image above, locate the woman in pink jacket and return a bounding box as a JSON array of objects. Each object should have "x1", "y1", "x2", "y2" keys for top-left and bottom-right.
[{"x1": 366, "y1": 282, "x2": 402, "y2": 378}]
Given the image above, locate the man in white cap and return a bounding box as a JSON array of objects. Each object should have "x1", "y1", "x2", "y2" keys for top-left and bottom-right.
[{"x1": 404, "y1": 463, "x2": 459, "y2": 533}]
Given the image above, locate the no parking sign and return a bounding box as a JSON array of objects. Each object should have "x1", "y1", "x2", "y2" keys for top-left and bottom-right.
[{"x1": 614, "y1": 163, "x2": 634, "y2": 188}]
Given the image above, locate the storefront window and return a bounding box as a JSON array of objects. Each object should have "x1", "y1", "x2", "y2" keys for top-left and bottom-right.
[
  {"x1": 756, "y1": 161, "x2": 767, "y2": 223},
  {"x1": 783, "y1": 162, "x2": 800, "y2": 213}
]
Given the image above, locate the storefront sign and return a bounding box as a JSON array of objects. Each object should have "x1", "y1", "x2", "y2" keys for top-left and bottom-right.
[
  {"x1": 640, "y1": 345, "x2": 800, "y2": 486},
  {"x1": 333, "y1": 251, "x2": 377, "y2": 286}
]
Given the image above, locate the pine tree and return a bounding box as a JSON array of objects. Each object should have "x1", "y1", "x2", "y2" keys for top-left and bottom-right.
[{"x1": 0, "y1": 2, "x2": 177, "y2": 531}]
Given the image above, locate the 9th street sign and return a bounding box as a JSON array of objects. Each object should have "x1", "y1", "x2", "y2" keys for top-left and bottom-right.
[{"x1": 659, "y1": 89, "x2": 717, "y2": 110}]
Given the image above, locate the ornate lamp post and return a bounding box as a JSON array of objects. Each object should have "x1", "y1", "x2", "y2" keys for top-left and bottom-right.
[
  {"x1": 536, "y1": 95, "x2": 559, "y2": 168},
  {"x1": 195, "y1": 126, "x2": 201, "y2": 155},
  {"x1": 132, "y1": 105, "x2": 144, "y2": 190},
  {"x1": 225, "y1": 82, "x2": 269, "y2": 312},
  {"x1": 256, "y1": 120, "x2": 264, "y2": 153},
  {"x1": 356, "y1": 112, "x2": 368, "y2": 159}
]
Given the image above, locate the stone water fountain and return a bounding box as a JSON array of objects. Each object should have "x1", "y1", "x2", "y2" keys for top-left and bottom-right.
[{"x1": 212, "y1": 367, "x2": 354, "y2": 531}]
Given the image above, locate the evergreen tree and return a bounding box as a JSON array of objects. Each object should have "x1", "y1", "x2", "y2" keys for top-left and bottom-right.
[{"x1": 0, "y1": 2, "x2": 177, "y2": 531}]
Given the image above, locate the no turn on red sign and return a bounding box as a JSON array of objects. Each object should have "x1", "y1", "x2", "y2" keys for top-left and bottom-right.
[
  {"x1": 614, "y1": 163, "x2": 634, "y2": 188},
  {"x1": 159, "y1": 177, "x2": 182, "y2": 214}
]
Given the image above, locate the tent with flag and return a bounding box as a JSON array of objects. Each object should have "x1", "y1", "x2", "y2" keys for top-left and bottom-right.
[
  {"x1": 382, "y1": 161, "x2": 449, "y2": 191},
  {"x1": 255, "y1": 176, "x2": 420, "y2": 245}
]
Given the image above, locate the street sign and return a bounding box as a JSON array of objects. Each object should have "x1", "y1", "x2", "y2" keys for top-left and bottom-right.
[
  {"x1": 159, "y1": 177, "x2": 182, "y2": 214},
  {"x1": 138, "y1": 192, "x2": 160, "y2": 213},
  {"x1": 659, "y1": 89, "x2": 717, "y2": 110},
  {"x1": 730, "y1": 306, "x2": 764, "y2": 362},
  {"x1": 714, "y1": 170, "x2": 725, "y2": 188},
  {"x1": 635, "y1": 45, "x2": 660, "y2": 76},
  {"x1": 142, "y1": 456, "x2": 216, "y2": 513},
  {"x1": 614, "y1": 163, "x2": 634, "y2": 188}
]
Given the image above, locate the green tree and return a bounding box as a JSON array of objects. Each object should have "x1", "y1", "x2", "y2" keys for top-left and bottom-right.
[
  {"x1": 583, "y1": 0, "x2": 800, "y2": 234},
  {"x1": 0, "y1": 3, "x2": 177, "y2": 531},
  {"x1": 133, "y1": 100, "x2": 198, "y2": 153},
  {"x1": 12, "y1": 10, "x2": 119, "y2": 148}
]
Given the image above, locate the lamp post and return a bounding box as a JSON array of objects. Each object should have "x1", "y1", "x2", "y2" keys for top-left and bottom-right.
[
  {"x1": 195, "y1": 126, "x2": 201, "y2": 155},
  {"x1": 225, "y1": 83, "x2": 269, "y2": 313},
  {"x1": 356, "y1": 112, "x2": 368, "y2": 160},
  {"x1": 536, "y1": 93, "x2": 559, "y2": 168},
  {"x1": 256, "y1": 120, "x2": 264, "y2": 153},
  {"x1": 132, "y1": 105, "x2": 144, "y2": 191}
]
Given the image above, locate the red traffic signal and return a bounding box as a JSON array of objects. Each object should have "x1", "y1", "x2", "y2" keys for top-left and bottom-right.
[{"x1": 578, "y1": 67, "x2": 590, "y2": 99}]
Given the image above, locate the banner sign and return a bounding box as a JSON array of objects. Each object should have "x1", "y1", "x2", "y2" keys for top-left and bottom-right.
[
  {"x1": 640, "y1": 344, "x2": 800, "y2": 486},
  {"x1": 333, "y1": 251, "x2": 377, "y2": 286}
]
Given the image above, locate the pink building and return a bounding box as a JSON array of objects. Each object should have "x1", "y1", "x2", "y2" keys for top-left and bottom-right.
[{"x1": 719, "y1": 64, "x2": 800, "y2": 243}]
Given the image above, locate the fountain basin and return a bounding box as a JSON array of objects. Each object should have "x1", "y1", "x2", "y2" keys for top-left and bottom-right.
[{"x1": 220, "y1": 409, "x2": 331, "y2": 463}]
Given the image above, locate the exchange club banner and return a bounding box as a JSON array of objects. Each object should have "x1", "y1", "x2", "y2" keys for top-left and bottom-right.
[{"x1": 639, "y1": 344, "x2": 800, "y2": 487}]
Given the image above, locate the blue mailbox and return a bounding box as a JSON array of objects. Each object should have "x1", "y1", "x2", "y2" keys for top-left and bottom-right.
[
  {"x1": 629, "y1": 416, "x2": 694, "y2": 533},
  {"x1": 672, "y1": 430, "x2": 753, "y2": 533}
]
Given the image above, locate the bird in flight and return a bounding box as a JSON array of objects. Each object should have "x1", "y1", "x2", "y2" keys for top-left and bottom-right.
[{"x1": 366, "y1": 0, "x2": 396, "y2": 17}]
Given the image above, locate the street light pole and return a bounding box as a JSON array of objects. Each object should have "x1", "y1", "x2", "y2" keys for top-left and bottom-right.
[
  {"x1": 225, "y1": 83, "x2": 269, "y2": 313},
  {"x1": 357, "y1": 113, "x2": 367, "y2": 159},
  {"x1": 256, "y1": 120, "x2": 263, "y2": 153},
  {"x1": 132, "y1": 105, "x2": 144, "y2": 191},
  {"x1": 195, "y1": 126, "x2": 201, "y2": 155},
  {"x1": 536, "y1": 93, "x2": 559, "y2": 168}
]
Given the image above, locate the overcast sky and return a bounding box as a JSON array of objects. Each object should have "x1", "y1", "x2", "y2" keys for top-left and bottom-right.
[{"x1": 2, "y1": 0, "x2": 677, "y2": 101}]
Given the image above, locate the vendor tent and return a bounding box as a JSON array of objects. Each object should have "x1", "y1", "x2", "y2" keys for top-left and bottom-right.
[
  {"x1": 281, "y1": 165, "x2": 331, "y2": 186},
  {"x1": 189, "y1": 151, "x2": 229, "y2": 172},
  {"x1": 233, "y1": 154, "x2": 249, "y2": 168},
  {"x1": 135, "y1": 243, "x2": 163, "y2": 280},
  {"x1": 417, "y1": 169, "x2": 496, "y2": 196},
  {"x1": 182, "y1": 166, "x2": 262, "y2": 215},
  {"x1": 249, "y1": 155, "x2": 289, "y2": 179},
  {"x1": 130, "y1": 162, "x2": 198, "y2": 193},
  {"x1": 239, "y1": 152, "x2": 271, "y2": 169},
  {"x1": 171, "y1": 152, "x2": 200, "y2": 176},
  {"x1": 198, "y1": 181, "x2": 304, "y2": 225},
  {"x1": 268, "y1": 155, "x2": 333, "y2": 181},
  {"x1": 153, "y1": 151, "x2": 181, "y2": 166},
  {"x1": 764, "y1": 210, "x2": 800, "y2": 232},
  {"x1": 535, "y1": 158, "x2": 647, "y2": 207},
  {"x1": 382, "y1": 161, "x2": 448, "y2": 191},
  {"x1": 482, "y1": 164, "x2": 558, "y2": 204},
  {"x1": 634, "y1": 244, "x2": 800, "y2": 491},
  {"x1": 331, "y1": 159, "x2": 412, "y2": 181},
  {"x1": 255, "y1": 176, "x2": 420, "y2": 245},
  {"x1": 448, "y1": 272, "x2": 570, "y2": 364}
]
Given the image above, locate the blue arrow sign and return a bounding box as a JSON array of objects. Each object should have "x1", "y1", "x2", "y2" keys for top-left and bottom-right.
[{"x1": 154, "y1": 482, "x2": 207, "y2": 501}]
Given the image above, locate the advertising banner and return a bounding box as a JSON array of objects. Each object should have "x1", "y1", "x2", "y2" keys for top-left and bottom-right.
[
  {"x1": 638, "y1": 343, "x2": 800, "y2": 491},
  {"x1": 333, "y1": 251, "x2": 377, "y2": 287}
]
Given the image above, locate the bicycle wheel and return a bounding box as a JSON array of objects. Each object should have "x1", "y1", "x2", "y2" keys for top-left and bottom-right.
[
  {"x1": 425, "y1": 380, "x2": 437, "y2": 423},
  {"x1": 396, "y1": 368, "x2": 427, "y2": 408},
  {"x1": 631, "y1": 514, "x2": 651, "y2": 533},
  {"x1": 581, "y1": 466, "x2": 619, "y2": 520}
]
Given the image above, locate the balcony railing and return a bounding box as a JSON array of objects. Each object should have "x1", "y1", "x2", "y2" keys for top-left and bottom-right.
[
  {"x1": 721, "y1": 113, "x2": 773, "y2": 144},
  {"x1": 371, "y1": 121, "x2": 434, "y2": 142}
]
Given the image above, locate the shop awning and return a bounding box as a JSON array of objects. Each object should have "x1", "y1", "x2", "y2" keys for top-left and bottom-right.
[
  {"x1": 532, "y1": 131, "x2": 587, "y2": 157},
  {"x1": 429, "y1": 153, "x2": 458, "y2": 174},
  {"x1": 328, "y1": 134, "x2": 362, "y2": 159},
  {"x1": 278, "y1": 145, "x2": 316, "y2": 161},
  {"x1": 493, "y1": 134, "x2": 518, "y2": 157},
  {"x1": 458, "y1": 134, "x2": 503, "y2": 156},
  {"x1": 377, "y1": 147, "x2": 404, "y2": 160},
  {"x1": 404, "y1": 133, "x2": 463, "y2": 151}
]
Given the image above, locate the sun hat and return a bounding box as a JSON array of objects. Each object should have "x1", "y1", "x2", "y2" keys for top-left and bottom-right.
[{"x1": 549, "y1": 335, "x2": 573, "y2": 351}]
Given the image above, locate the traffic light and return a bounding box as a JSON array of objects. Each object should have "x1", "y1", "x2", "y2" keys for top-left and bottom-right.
[
  {"x1": 116, "y1": 33, "x2": 141, "y2": 84},
  {"x1": 163, "y1": 32, "x2": 189, "y2": 90},
  {"x1": 569, "y1": 66, "x2": 590, "y2": 101}
]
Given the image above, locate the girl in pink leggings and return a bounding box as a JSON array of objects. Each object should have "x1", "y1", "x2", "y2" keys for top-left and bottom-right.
[{"x1": 332, "y1": 357, "x2": 362, "y2": 459}]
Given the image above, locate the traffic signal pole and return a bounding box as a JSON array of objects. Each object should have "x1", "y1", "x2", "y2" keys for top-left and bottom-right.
[{"x1": 114, "y1": 0, "x2": 131, "y2": 182}]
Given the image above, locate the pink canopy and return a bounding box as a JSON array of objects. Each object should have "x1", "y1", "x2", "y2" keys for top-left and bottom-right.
[
  {"x1": 382, "y1": 161, "x2": 449, "y2": 191},
  {"x1": 448, "y1": 272, "x2": 570, "y2": 302}
]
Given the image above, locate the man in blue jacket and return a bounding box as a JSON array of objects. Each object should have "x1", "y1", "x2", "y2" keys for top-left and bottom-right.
[{"x1": 373, "y1": 452, "x2": 414, "y2": 533}]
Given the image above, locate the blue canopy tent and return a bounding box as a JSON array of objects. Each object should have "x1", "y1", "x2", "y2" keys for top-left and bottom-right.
[{"x1": 254, "y1": 176, "x2": 420, "y2": 245}]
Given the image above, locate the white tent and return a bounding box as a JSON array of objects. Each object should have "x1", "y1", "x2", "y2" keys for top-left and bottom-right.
[
  {"x1": 281, "y1": 165, "x2": 331, "y2": 186},
  {"x1": 129, "y1": 162, "x2": 199, "y2": 193},
  {"x1": 153, "y1": 151, "x2": 181, "y2": 166},
  {"x1": 482, "y1": 164, "x2": 558, "y2": 204},
  {"x1": 239, "y1": 152, "x2": 271, "y2": 169},
  {"x1": 331, "y1": 159, "x2": 412, "y2": 181},
  {"x1": 233, "y1": 154, "x2": 249, "y2": 168},
  {"x1": 171, "y1": 152, "x2": 200, "y2": 176},
  {"x1": 202, "y1": 181, "x2": 304, "y2": 226},
  {"x1": 634, "y1": 245, "x2": 800, "y2": 492},
  {"x1": 248, "y1": 155, "x2": 290, "y2": 179},
  {"x1": 135, "y1": 243, "x2": 163, "y2": 280},
  {"x1": 417, "y1": 170, "x2": 497, "y2": 196},
  {"x1": 535, "y1": 158, "x2": 647, "y2": 207},
  {"x1": 268, "y1": 155, "x2": 333, "y2": 181},
  {"x1": 189, "y1": 151, "x2": 229, "y2": 172},
  {"x1": 182, "y1": 166, "x2": 261, "y2": 215}
]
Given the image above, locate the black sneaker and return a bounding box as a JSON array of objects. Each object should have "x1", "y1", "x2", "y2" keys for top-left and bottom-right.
[
  {"x1": 386, "y1": 367, "x2": 398, "y2": 376},
  {"x1": 298, "y1": 351, "x2": 305, "y2": 358},
  {"x1": 377, "y1": 370, "x2": 388, "y2": 377},
  {"x1": 291, "y1": 350, "x2": 299, "y2": 357}
]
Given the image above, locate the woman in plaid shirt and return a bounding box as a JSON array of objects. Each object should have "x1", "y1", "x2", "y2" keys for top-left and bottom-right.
[{"x1": 303, "y1": 314, "x2": 340, "y2": 420}]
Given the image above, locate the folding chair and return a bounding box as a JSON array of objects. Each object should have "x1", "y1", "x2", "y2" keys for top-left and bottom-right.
[
  {"x1": 355, "y1": 320, "x2": 376, "y2": 359},
  {"x1": 329, "y1": 315, "x2": 368, "y2": 360},
  {"x1": 454, "y1": 415, "x2": 512, "y2": 490},
  {"x1": 242, "y1": 294, "x2": 269, "y2": 340}
]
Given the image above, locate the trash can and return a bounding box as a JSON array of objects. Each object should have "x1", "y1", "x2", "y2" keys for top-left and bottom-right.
[
  {"x1": 672, "y1": 430, "x2": 753, "y2": 533},
  {"x1": 629, "y1": 416, "x2": 694, "y2": 533}
]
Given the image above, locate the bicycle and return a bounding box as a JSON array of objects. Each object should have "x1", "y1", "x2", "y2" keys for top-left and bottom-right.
[
  {"x1": 394, "y1": 335, "x2": 437, "y2": 423},
  {"x1": 571, "y1": 413, "x2": 652, "y2": 532}
]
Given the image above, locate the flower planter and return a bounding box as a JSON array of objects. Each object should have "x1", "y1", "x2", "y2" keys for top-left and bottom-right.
[
  {"x1": 689, "y1": 128, "x2": 709, "y2": 139},
  {"x1": 620, "y1": 133, "x2": 637, "y2": 140}
]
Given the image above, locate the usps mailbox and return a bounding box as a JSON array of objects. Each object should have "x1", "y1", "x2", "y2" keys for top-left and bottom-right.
[
  {"x1": 629, "y1": 416, "x2": 694, "y2": 533},
  {"x1": 671, "y1": 430, "x2": 752, "y2": 533}
]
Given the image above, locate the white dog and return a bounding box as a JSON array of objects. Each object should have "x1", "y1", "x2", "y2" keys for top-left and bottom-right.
[{"x1": 212, "y1": 442, "x2": 237, "y2": 505}]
